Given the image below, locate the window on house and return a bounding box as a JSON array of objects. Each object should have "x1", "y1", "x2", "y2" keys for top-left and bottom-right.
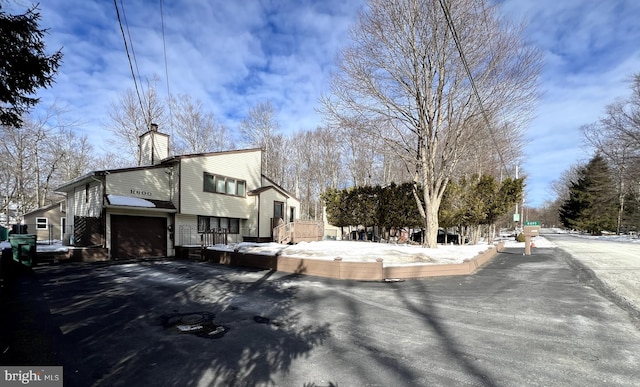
[
  {"x1": 289, "y1": 206, "x2": 295, "y2": 223},
  {"x1": 36, "y1": 217, "x2": 48, "y2": 230},
  {"x1": 215, "y1": 175, "x2": 226, "y2": 193},
  {"x1": 203, "y1": 173, "x2": 246, "y2": 197},
  {"x1": 226, "y1": 179, "x2": 236, "y2": 195},
  {"x1": 198, "y1": 216, "x2": 209, "y2": 232},
  {"x1": 203, "y1": 174, "x2": 215, "y2": 192},
  {"x1": 197, "y1": 216, "x2": 240, "y2": 234},
  {"x1": 274, "y1": 201, "x2": 284, "y2": 220},
  {"x1": 229, "y1": 218, "x2": 239, "y2": 234},
  {"x1": 237, "y1": 181, "x2": 245, "y2": 196}
]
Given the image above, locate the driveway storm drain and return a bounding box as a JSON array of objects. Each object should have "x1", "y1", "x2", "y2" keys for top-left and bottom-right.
[{"x1": 161, "y1": 312, "x2": 227, "y2": 339}]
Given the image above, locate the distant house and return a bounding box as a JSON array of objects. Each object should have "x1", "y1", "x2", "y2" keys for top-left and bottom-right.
[
  {"x1": 54, "y1": 125, "x2": 302, "y2": 259},
  {"x1": 22, "y1": 200, "x2": 66, "y2": 241}
]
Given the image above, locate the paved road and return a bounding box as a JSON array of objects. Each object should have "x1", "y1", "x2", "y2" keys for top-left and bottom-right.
[
  {"x1": 1, "y1": 247, "x2": 640, "y2": 386},
  {"x1": 542, "y1": 230, "x2": 640, "y2": 313}
]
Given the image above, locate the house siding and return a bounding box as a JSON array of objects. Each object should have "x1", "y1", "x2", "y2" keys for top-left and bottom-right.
[
  {"x1": 105, "y1": 168, "x2": 173, "y2": 202},
  {"x1": 23, "y1": 202, "x2": 64, "y2": 241},
  {"x1": 72, "y1": 181, "x2": 102, "y2": 218},
  {"x1": 253, "y1": 187, "x2": 300, "y2": 240},
  {"x1": 179, "y1": 150, "x2": 261, "y2": 218},
  {"x1": 174, "y1": 213, "x2": 248, "y2": 245},
  {"x1": 54, "y1": 146, "x2": 306, "y2": 257},
  {"x1": 139, "y1": 130, "x2": 169, "y2": 166}
]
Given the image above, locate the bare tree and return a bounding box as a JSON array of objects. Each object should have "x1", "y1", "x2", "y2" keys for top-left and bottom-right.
[
  {"x1": 49, "y1": 127, "x2": 93, "y2": 186},
  {"x1": 281, "y1": 126, "x2": 351, "y2": 220},
  {"x1": 581, "y1": 74, "x2": 640, "y2": 234},
  {"x1": 105, "y1": 77, "x2": 166, "y2": 166},
  {"x1": 315, "y1": 126, "x2": 345, "y2": 190},
  {"x1": 321, "y1": 0, "x2": 541, "y2": 247},
  {"x1": 336, "y1": 117, "x2": 384, "y2": 187},
  {"x1": 239, "y1": 101, "x2": 282, "y2": 180},
  {"x1": 170, "y1": 94, "x2": 234, "y2": 154},
  {"x1": 550, "y1": 165, "x2": 581, "y2": 205},
  {"x1": 0, "y1": 104, "x2": 92, "y2": 219},
  {"x1": 0, "y1": 123, "x2": 34, "y2": 220}
]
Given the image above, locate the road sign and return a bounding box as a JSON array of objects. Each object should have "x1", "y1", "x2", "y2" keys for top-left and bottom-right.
[{"x1": 524, "y1": 221, "x2": 540, "y2": 226}]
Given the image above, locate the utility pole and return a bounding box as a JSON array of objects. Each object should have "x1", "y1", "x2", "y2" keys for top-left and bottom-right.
[{"x1": 514, "y1": 165, "x2": 520, "y2": 229}]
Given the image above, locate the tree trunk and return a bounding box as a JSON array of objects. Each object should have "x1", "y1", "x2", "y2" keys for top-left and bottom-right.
[{"x1": 423, "y1": 193, "x2": 441, "y2": 248}]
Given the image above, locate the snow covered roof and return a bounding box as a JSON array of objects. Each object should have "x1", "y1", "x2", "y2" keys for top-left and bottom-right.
[{"x1": 106, "y1": 195, "x2": 177, "y2": 212}]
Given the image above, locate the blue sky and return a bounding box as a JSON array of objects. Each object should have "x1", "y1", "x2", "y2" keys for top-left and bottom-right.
[{"x1": 24, "y1": 0, "x2": 640, "y2": 208}]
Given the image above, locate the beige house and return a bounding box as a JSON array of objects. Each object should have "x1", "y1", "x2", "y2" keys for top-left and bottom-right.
[
  {"x1": 54, "y1": 126, "x2": 301, "y2": 259},
  {"x1": 22, "y1": 200, "x2": 66, "y2": 241}
]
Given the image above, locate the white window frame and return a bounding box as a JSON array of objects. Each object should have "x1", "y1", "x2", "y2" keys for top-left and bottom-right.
[{"x1": 36, "y1": 217, "x2": 49, "y2": 230}]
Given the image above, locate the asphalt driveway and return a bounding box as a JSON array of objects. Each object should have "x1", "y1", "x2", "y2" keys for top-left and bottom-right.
[{"x1": 1, "y1": 247, "x2": 639, "y2": 386}]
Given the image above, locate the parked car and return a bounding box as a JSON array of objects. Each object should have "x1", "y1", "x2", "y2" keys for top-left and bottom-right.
[{"x1": 411, "y1": 229, "x2": 467, "y2": 244}]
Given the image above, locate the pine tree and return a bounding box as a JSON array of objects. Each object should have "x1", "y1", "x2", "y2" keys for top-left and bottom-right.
[
  {"x1": 0, "y1": 5, "x2": 62, "y2": 127},
  {"x1": 559, "y1": 154, "x2": 618, "y2": 234}
]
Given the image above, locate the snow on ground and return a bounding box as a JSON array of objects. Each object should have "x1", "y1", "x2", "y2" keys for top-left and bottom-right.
[
  {"x1": 1, "y1": 227, "x2": 633, "y2": 266},
  {"x1": 547, "y1": 227, "x2": 640, "y2": 243},
  {"x1": 0, "y1": 239, "x2": 69, "y2": 253},
  {"x1": 210, "y1": 237, "x2": 554, "y2": 266}
]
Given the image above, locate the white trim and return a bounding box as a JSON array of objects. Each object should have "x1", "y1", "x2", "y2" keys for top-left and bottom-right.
[{"x1": 36, "y1": 217, "x2": 49, "y2": 230}]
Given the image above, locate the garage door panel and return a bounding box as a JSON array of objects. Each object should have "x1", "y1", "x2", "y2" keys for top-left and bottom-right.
[{"x1": 111, "y1": 215, "x2": 167, "y2": 259}]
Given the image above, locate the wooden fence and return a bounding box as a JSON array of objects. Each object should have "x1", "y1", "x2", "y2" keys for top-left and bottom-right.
[{"x1": 273, "y1": 220, "x2": 324, "y2": 244}]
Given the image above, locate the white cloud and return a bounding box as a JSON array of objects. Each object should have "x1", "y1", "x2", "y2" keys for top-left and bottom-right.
[
  {"x1": 29, "y1": 0, "x2": 640, "y2": 208},
  {"x1": 499, "y1": 0, "x2": 640, "y2": 207}
]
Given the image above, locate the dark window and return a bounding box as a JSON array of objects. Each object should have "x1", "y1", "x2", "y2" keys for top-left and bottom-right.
[
  {"x1": 197, "y1": 216, "x2": 209, "y2": 232},
  {"x1": 36, "y1": 217, "x2": 48, "y2": 230},
  {"x1": 203, "y1": 174, "x2": 215, "y2": 192},
  {"x1": 229, "y1": 218, "x2": 239, "y2": 234},
  {"x1": 197, "y1": 216, "x2": 240, "y2": 234},
  {"x1": 203, "y1": 173, "x2": 246, "y2": 197},
  {"x1": 274, "y1": 201, "x2": 284, "y2": 220}
]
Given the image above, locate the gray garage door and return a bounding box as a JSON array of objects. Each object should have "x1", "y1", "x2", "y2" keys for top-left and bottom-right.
[{"x1": 111, "y1": 215, "x2": 167, "y2": 259}]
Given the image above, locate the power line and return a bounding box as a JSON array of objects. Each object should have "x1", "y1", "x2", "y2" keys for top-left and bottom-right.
[
  {"x1": 437, "y1": 0, "x2": 510, "y2": 176},
  {"x1": 113, "y1": 0, "x2": 148, "y2": 129},
  {"x1": 119, "y1": 0, "x2": 145, "y2": 100},
  {"x1": 159, "y1": 0, "x2": 174, "y2": 134}
]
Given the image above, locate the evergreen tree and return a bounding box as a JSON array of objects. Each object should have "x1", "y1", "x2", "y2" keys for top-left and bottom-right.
[
  {"x1": 377, "y1": 183, "x2": 422, "y2": 233},
  {"x1": 622, "y1": 191, "x2": 640, "y2": 233},
  {"x1": 559, "y1": 154, "x2": 618, "y2": 234},
  {"x1": 0, "y1": 5, "x2": 62, "y2": 127},
  {"x1": 322, "y1": 188, "x2": 349, "y2": 230},
  {"x1": 439, "y1": 181, "x2": 462, "y2": 230}
]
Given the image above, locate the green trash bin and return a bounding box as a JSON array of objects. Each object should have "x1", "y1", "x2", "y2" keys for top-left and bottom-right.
[
  {"x1": 0, "y1": 226, "x2": 7, "y2": 241},
  {"x1": 9, "y1": 234, "x2": 37, "y2": 267}
]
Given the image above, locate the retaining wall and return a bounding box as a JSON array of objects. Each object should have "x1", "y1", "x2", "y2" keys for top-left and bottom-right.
[{"x1": 200, "y1": 241, "x2": 504, "y2": 280}]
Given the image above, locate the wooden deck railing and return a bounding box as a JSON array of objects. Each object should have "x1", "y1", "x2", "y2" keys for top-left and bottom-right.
[
  {"x1": 274, "y1": 220, "x2": 324, "y2": 244},
  {"x1": 200, "y1": 228, "x2": 228, "y2": 246},
  {"x1": 177, "y1": 226, "x2": 227, "y2": 246}
]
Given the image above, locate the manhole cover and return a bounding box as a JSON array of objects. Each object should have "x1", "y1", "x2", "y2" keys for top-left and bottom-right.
[
  {"x1": 161, "y1": 312, "x2": 228, "y2": 339},
  {"x1": 180, "y1": 314, "x2": 206, "y2": 324}
]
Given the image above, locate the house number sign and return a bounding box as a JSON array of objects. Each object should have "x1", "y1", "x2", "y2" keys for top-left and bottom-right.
[{"x1": 130, "y1": 189, "x2": 153, "y2": 196}]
